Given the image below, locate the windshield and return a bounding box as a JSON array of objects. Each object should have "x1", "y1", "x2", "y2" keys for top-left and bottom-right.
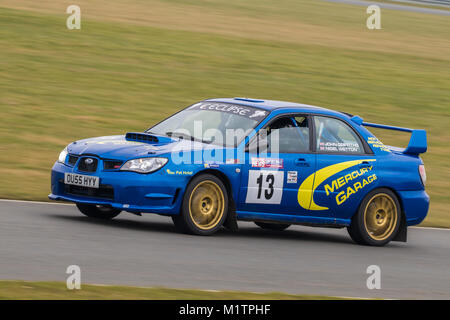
[{"x1": 148, "y1": 102, "x2": 268, "y2": 147}]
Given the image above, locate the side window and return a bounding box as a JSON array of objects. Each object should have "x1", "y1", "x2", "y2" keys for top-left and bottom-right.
[
  {"x1": 314, "y1": 116, "x2": 364, "y2": 154},
  {"x1": 248, "y1": 115, "x2": 310, "y2": 153}
]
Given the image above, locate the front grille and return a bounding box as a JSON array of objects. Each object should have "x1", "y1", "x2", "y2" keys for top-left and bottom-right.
[
  {"x1": 67, "y1": 155, "x2": 79, "y2": 166},
  {"x1": 78, "y1": 157, "x2": 98, "y2": 172},
  {"x1": 104, "y1": 160, "x2": 123, "y2": 170},
  {"x1": 64, "y1": 184, "x2": 114, "y2": 200}
]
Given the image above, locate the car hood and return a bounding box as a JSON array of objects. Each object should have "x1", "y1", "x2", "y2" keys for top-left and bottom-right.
[{"x1": 66, "y1": 134, "x2": 213, "y2": 159}]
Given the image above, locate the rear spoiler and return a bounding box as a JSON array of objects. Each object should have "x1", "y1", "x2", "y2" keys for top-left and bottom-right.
[{"x1": 350, "y1": 116, "x2": 427, "y2": 155}]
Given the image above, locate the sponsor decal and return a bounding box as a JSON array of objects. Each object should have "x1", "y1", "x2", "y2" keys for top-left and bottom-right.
[
  {"x1": 226, "y1": 158, "x2": 240, "y2": 164},
  {"x1": 189, "y1": 102, "x2": 267, "y2": 120},
  {"x1": 166, "y1": 169, "x2": 193, "y2": 175},
  {"x1": 325, "y1": 167, "x2": 377, "y2": 205},
  {"x1": 367, "y1": 137, "x2": 391, "y2": 152},
  {"x1": 287, "y1": 171, "x2": 298, "y2": 184},
  {"x1": 204, "y1": 162, "x2": 220, "y2": 168},
  {"x1": 249, "y1": 110, "x2": 268, "y2": 118},
  {"x1": 251, "y1": 157, "x2": 283, "y2": 169},
  {"x1": 298, "y1": 159, "x2": 376, "y2": 210}
]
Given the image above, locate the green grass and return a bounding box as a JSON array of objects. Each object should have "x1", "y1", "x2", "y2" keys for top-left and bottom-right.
[
  {"x1": 0, "y1": 1, "x2": 449, "y2": 227},
  {"x1": 0, "y1": 281, "x2": 347, "y2": 300}
]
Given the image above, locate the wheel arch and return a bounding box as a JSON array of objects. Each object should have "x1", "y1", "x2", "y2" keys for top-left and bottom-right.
[{"x1": 187, "y1": 169, "x2": 233, "y2": 198}]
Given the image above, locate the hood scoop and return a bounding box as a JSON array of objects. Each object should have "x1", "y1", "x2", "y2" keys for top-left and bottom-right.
[{"x1": 125, "y1": 132, "x2": 173, "y2": 144}]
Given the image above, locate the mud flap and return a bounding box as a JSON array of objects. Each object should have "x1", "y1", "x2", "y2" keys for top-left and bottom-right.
[
  {"x1": 223, "y1": 199, "x2": 238, "y2": 231},
  {"x1": 393, "y1": 213, "x2": 407, "y2": 242}
]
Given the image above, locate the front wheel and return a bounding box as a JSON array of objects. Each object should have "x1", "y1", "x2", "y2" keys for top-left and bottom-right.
[
  {"x1": 172, "y1": 174, "x2": 228, "y2": 235},
  {"x1": 76, "y1": 204, "x2": 121, "y2": 220},
  {"x1": 347, "y1": 188, "x2": 401, "y2": 246}
]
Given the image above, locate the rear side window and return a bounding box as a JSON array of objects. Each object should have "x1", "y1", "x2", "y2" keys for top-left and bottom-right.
[{"x1": 314, "y1": 116, "x2": 364, "y2": 154}]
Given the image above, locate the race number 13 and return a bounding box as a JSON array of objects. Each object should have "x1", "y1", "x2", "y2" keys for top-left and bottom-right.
[{"x1": 245, "y1": 170, "x2": 284, "y2": 204}]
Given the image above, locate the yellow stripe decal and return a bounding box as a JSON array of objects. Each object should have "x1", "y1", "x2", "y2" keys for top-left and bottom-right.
[{"x1": 298, "y1": 159, "x2": 376, "y2": 211}]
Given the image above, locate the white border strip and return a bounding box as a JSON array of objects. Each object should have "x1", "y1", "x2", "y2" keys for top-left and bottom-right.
[{"x1": 410, "y1": 226, "x2": 450, "y2": 231}]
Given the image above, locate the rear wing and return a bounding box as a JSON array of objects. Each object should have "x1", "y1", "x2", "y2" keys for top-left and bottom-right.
[{"x1": 350, "y1": 116, "x2": 427, "y2": 155}]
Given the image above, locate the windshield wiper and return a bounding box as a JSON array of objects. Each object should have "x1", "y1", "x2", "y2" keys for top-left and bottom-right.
[
  {"x1": 165, "y1": 131, "x2": 213, "y2": 144},
  {"x1": 165, "y1": 131, "x2": 193, "y2": 140}
]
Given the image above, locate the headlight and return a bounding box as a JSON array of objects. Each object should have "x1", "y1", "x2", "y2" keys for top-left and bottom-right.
[
  {"x1": 120, "y1": 157, "x2": 168, "y2": 173},
  {"x1": 58, "y1": 147, "x2": 68, "y2": 163}
]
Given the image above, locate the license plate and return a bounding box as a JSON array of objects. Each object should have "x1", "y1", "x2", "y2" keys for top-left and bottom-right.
[{"x1": 64, "y1": 173, "x2": 99, "y2": 188}]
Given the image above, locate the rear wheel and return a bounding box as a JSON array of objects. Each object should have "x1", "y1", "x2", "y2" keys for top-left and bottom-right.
[
  {"x1": 76, "y1": 204, "x2": 121, "y2": 220},
  {"x1": 254, "y1": 222, "x2": 291, "y2": 231},
  {"x1": 347, "y1": 188, "x2": 401, "y2": 246},
  {"x1": 172, "y1": 174, "x2": 228, "y2": 235}
]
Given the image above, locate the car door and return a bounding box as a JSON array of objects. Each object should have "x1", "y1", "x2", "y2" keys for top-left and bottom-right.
[
  {"x1": 238, "y1": 114, "x2": 317, "y2": 215},
  {"x1": 311, "y1": 115, "x2": 378, "y2": 222}
]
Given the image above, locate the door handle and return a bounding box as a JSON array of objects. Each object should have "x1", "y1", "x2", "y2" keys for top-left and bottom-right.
[
  {"x1": 295, "y1": 158, "x2": 310, "y2": 167},
  {"x1": 359, "y1": 161, "x2": 372, "y2": 167}
]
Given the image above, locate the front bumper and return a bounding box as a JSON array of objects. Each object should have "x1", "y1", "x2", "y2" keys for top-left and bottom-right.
[{"x1": 50, "y1": 161, "x2": 186, "y2": 215}]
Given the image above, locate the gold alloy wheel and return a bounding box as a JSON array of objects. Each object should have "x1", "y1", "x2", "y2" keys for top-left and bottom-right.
[
  {"x1": 188, "y1": 180, "x2": 225, "y2": 230},
  {"x1": 363, "y1": 193, "x2": 398, "y2": 241}
]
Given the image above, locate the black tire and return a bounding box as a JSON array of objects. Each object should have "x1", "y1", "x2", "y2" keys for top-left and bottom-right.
[
  {"x1": 172, "y1": 174, "x2": 228, "y2": 235},
  {"x1": 347, "y1": 188, "x2": 401, "y2": 246},
  {"x1": 76, "y1": 203, "x2": 121, "y2": 220},
  {"x1": 254, "y1": 221, "x2": 291, "y2": 231}
]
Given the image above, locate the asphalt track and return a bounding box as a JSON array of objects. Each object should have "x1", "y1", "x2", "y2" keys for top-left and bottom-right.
[{"x1": 0, "y1": 200, "x2": 449, "y2": 299}]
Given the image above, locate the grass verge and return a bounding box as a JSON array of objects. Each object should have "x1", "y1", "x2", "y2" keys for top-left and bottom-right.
[{"x1": 0, "y1": 280, "x2": 349, "y2": 300}]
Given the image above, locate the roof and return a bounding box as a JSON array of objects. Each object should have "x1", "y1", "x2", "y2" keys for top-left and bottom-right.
[{"x1": 204, "y1": 97, "x2": 339, "y2": 115}]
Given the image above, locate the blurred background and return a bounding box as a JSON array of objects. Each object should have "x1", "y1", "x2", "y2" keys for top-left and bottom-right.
[{"x1": 0, "y1": 0, "x2": 449, "y2": 227}]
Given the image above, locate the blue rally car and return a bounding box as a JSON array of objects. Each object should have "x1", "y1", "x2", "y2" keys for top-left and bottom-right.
[{"x1": 50, "y1": 98, "x2": 429, "y2": 246}]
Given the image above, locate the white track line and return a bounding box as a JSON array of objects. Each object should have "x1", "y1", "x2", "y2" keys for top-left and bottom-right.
[
  {"x1": 0, "y1": 198, "x2": 72, "y2": 206},
  {"x1": 0, "y1": 199, "x2": 448, "y2": 232},
  {"x1": 410, "y1": 226, "x2": 450, "y2": 231}
]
